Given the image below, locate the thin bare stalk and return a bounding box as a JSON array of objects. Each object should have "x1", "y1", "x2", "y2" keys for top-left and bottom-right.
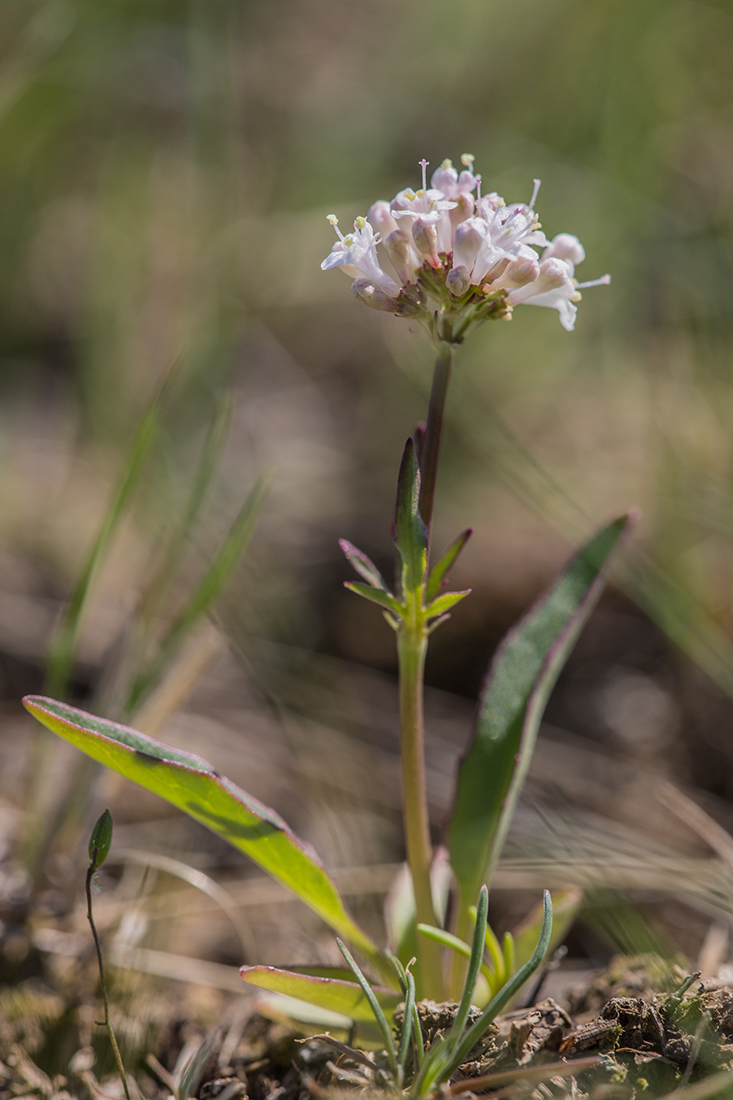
[
  {"x1": 86, "y1": 862, "x2": 132, "y2": 1100},
  {"x1": 418, "y1": 342, "x2": 453, "y2": 537}
]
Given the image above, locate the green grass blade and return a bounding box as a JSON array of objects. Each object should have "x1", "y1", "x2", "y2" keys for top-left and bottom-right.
[
  {"x1": 337, "y1": 939, "x2": 398, "y2": 1077},
  {"x1": 512, "y1": 887, "x2": 583, "y2": 970},
  {"x1": 240, "y1": 965, "x2": 400, "y2": 1022},
  {"x1": 502, "y1": 932, "x2": 515, "y2": 981},
  {"x1": 447, "y1": 514, "x2": 635, "y2": 937},
  {"x1": 397, "y1": 966, "x2": 416, "y2": 1071},
  {"x1": 45, "y1": 397, "x2": 161, "y2": 698},
  {"x1": 448, "y1": 885, "x2": 488, "y2": 1046},
  {"x1": 124, "y1": 471, "x2": 272, "y2": 716},
  {"x1": 23, "y1": 695, "x2": 385, "y2": 972},
  {"x1": 444, "y1": 891, "x2": 552, "y2": 1081},
  {"x1": 138, "y1": 395, "x2": 233, "y2": 629}
]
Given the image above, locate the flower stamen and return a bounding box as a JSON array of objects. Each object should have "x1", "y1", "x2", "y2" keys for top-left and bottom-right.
[{"x1": 419, "y1": 159, "x2": 429, "y2": 192}]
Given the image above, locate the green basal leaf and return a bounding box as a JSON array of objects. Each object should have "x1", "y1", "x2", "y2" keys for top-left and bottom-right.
[
  {"x1": 240, "y1": 965, "x2": 400, "y2": 1023},
  {"x1": 394, "y1": 438, "x2": 428, "y2": 598},
  {"x1": 425, "y1": 528, "x2": 473, "y2": 602},
  {"x1": 426, "y1": 589, "x2": 471, "y2": 619},
  {"x1": 339, "y1": 539, "x2": 391, "y2": 593},
  {"x1": 447, "y1": 514, "x2": 635, "y2": 936},
  {"x1": 23, "y1": 696, "x2": 385, "y2": 974},
  {"x1": 343, "y1": 582, "x2": 402, "y2": 613},
  {"x1": 252, "y1": 991, "x2": 385, "y2": 1048}
]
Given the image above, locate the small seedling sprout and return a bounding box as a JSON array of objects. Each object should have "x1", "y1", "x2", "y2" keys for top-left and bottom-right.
[{"x1": 86, "y1": 809, "x2": 132, "y2": 1100}]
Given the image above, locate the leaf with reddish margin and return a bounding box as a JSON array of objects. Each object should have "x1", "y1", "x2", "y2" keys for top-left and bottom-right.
[
  {"x1": 240, "y1": 965, "x2": 401, "y2": 1022},
  {"x1": 22, "y1": 696, "x2": 385, "y2": 974},
  {"x1": 447, "y1": 513, "x2": 636, "y2": 938}
]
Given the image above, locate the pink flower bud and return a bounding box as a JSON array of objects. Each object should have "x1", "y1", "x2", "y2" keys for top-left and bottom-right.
[
  {"x1": 446, "y1": 265, "x2": 471, "y2": 297},
  {"x1": 543, "y1": 233, "x2": 585, "y2": 267},
  {"x1": 368, "y1": 200, "x2": 399, "y2": 240},
  {"x1": 351, "y1": 278, "x2": 402, "y2": 312},
  {"x1": 490, "y1": 257, "x2": 540, "y2": 291},
  {"x1": 385, "y1": 229, "x2": 419, "y2": 285},
  {"x1": 412, "y1": 217, "x2": 441, "y2": 268}
]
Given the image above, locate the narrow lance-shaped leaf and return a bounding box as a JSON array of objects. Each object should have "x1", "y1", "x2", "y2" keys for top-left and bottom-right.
[
  {"x1": 426, "y1": 590, "x2": 471, "y2": 619},
  {"x1": 425, "y1": 528, "x2": 473, "y2": 602},
  {"x1": 447, "y1": 514, "x2": 636, "y2": 936},
  {"x1": 339, "y1": 539, "x2": 392, "y2": 593},
  {"x1": 394, "y1": 438, "x2": 428, "y2": 599},
  {"x1": 23, "y1": 696, "x2": 385, "y2": 975},
  {"x1": 343, "y1": 582, "x2": 402, "y2": 614}
]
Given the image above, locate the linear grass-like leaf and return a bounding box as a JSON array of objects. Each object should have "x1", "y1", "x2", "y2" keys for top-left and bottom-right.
[
  {"x1": 45, "y1": 392, "x2": 162, "y2": 699},
  {"x1": 124, "y1": 472, "x2": 272, "y2": 716},
  {"x1": 511, "y1": 887, "x2": 582, "y2": 970},
  {"x1": 240, "y1": 965, "x2": 400, "y2": 1022},
  {"x1": 448, "y1": 514, "x2": 635, "y2": 936},
  {"x1": 138, "y1": 396, "x2": 233, "y2": 630},
  {"x1": 22, "y1": 696, "x2": 385, "y2": 973}
]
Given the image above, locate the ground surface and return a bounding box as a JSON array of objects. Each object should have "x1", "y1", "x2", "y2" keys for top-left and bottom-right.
[{"x1": 4, "y1": 950, "x2": 733, "y2": 1100}]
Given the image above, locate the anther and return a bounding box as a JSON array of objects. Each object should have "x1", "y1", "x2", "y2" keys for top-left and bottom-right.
[{"x1": 461, "y1": 154, "x2": 475, "y2": 168}]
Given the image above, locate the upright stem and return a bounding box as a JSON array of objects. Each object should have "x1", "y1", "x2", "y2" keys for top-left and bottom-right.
[
  {"x1": 398, "y1": 624, "x2": 444, "y2": 999},
  {"x1": 419, "y1": 342, "x2": 454, "y2": 537}
]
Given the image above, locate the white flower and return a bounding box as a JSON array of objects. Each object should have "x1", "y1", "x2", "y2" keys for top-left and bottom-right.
[
  {"x1": 391, "y1": 160, "x2": 458, "y2": 257},
  {"x1": 321, "y1": 215, "x2": 400, "y2": 298},
  {"x1": 542, "y1": 233, "x2": 585, "y2": 272},
  {"x1": 507, "y1": 257, "x2": 581, "y2": 331},
  {"x1": 320, "y1": 158, "x2": 610, "y2": 336},
  {"x1": 430, "y1": 154, "x2": 478, "y2": 200}
]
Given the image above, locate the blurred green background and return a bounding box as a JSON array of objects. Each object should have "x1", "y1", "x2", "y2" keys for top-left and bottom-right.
[{"x1": 3, "y1": 0, "x2": 733, "y2": 968}]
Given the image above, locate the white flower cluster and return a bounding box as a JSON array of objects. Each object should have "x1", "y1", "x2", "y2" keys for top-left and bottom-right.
[{"x1": 321, "y1": 156, "x2": 609, "y2": 341}]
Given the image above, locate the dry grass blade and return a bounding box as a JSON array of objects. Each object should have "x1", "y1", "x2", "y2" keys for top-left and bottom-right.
[
  {"x1": 112, "y1": 847, "x2": 257, "y2": 961},
  {"x1": 446, "y1": 1055, "x2": 603, "y2": 1093},
  {"x1": 656, "y1": 780, "x2": 733, "y2": 872}
]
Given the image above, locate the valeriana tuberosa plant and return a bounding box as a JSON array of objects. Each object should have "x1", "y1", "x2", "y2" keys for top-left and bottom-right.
[{"x1": 24, "y1": 154, "x2": 631, "y2": 1085}]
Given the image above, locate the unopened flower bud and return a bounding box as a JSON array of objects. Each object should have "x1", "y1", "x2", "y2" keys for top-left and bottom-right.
[
  {"x1": 491, "y1": 256, "x2": 540, "y2": 291},
  {"x1": 385, "y1": 229, "x2": 419, "y2": 284},
  {"x1": 368, "y1": 200, "x2": 399, "y2": 240},
  {"x1": 508, "y1": 257, "x2": 570, "y2": 304},
  {"x1": 412, "y1": 216, "x2": 441, "y2": 268},
  {"x1": 352, "y1": 278, "x2": 401, "y2": 313},
  {"x1": 446, "y1": 265, "x2": 471, "y2": 297},
  {"x1": 543, "y1": 233, "x2": 585, "y2": 266},
  {"x1": 449, "y1": 192, "x2": 475, "y2": 236},
  {"x1": 452, "y1": 219, "x2": 484, "y2": 277}
]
